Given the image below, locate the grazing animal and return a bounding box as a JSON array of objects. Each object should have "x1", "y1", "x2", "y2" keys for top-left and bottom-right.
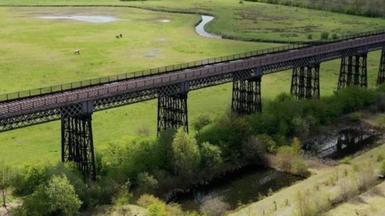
[
  {"x1": 74, "y1": 49, "x2": 80, "y2": 55},
  {"x1": 119, "y1": 33, "x2": 123, "y2": 38},
  {"x1": 116, "y1": 35, "x2": 120, "y2": 39}
]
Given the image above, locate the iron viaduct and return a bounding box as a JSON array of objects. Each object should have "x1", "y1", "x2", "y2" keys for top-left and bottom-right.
[{"x1": 2, "y1": 31, "x2": 385, "y2": 179}]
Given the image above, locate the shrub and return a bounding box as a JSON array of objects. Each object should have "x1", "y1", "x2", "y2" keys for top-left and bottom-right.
[
  {"x1": 321, "y1": 32, "x2": 329, "y2": 40},
  {"x1": 200, "y1": 142, "x2": 222, "y2": 169},
  {"x1": 193, "y1": 114, "x2": 212, "y2": 132},
  {"x1": 241, "y1": 136, "x2": 266, "y2": 162},
  {"x1": 136, "y1": 172, "x2": 159, "y2": 195},
  {"x1": 256, "y1": 134, "x2": 277, "y2": 153},
  {"x1": 19, "y1": 175, "x2": 81, "y2": 216}
]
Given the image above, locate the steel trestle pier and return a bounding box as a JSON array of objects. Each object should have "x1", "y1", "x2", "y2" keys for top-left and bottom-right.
[
  {"x1": 291, "y1": 64, "x2": 320, "y2": 99},
  {"x1": 61, "y1": 101, "x2": 96, "y2": 180},
  {"x1": 338, "y1": 53, "x2": 368, "y2": 89},
  {"x1": 378, "y1": 47, "x2": 385, "y2": 85},
  {"x1": 232, "y1": 76, "x2": 262, "y2": 114}
]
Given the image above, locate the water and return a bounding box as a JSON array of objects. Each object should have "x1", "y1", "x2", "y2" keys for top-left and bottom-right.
[
  {"x1": 304, "y1": 128, "x2": 379, "y2": 159},
  {"x1": 39, "y1": 15, "x2": 118, "y2": 23},
  {"x1": 174, "y1": 166, "x2": 302, "y2": 212},
  {"x1": 195, "y1": 15, "x2": 222, "y2": 39}
]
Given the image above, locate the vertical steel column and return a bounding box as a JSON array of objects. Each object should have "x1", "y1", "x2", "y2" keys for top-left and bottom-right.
[
  {"x1": 291, "y1": 64, "x2": 320, "y2": 99},
  {"x1": 157, "y1": 92, "x2": 188, "y2": 134},
  {"x1": 61, "y1": 102, "x2": 96, "y2": 180},
  {"x1": 377, "y1": 47, "x2": 385, "y2": 85},
  {"x1": 338, "y1": 53, "x2": 367, "y2": 89},
  {"x1": 232, "y1": 76, "x2": 262, "y2": 114}
]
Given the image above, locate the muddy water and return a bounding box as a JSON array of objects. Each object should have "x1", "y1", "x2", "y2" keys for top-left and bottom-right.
[
  {"x1": 304, "y1": 128, "x2": 379, "y2": 159},
  {"x1": 195, "y1": 15, "x2": 222, "y2": 39},
  {"x1": 173, "y1": 166, "x2": 302, "y2": 212}
]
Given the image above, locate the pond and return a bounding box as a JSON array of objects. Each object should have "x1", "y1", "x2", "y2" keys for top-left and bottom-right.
[
  {"x1": 304, "y1": 127, "x2": 380, "y2": 159},
  {"x1": 38, "y1": 15, "x2": 118, "y2": 23},
  {"x1": 172, "y1": 166, "x2": 302, "y2": 212}
]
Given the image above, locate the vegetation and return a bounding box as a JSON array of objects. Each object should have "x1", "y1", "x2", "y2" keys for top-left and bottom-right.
[
  {"x1": 1, "y1": 0, "x2": 385, "y2": 166},
  {"x1": 1, "y1": 86, "x2": 383, "y2": 215},
  {"x1": 231, "y1": 141, "x2": 385, "y2": 216},
  {"x1": 248, "y1": 0, "x2": 385, "y2": 17}
]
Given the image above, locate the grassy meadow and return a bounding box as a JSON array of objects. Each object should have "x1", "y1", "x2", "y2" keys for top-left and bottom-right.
[{"x1": 0, "y1": 1, "x2": 385, "y2": 166}]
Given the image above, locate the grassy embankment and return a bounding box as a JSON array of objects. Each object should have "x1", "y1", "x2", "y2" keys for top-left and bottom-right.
[{"x1": 0, "y1": 1, "x2": 385, "y2": 166}]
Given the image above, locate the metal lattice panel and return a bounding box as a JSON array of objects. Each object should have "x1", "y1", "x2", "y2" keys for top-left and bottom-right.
[
  {"x1": 232, "y1": 76, "x2": 262, "y2": 114},
  {"x1": 157, "y1": 85, "x2": 189, "y2": 133},
  {"x1": 61, "y1": 102, "x2": 96, "y2": 180},
  {"x1": 338, "y1": 53, "x2": 368, "y2": 89},
  {"x1": 291, "y1": 64, "x2": 320, "y2": 99},
  {"x1": 0, "y1": 108, "x2": 60, "y2": 132},
  {"x1": 378, "y1": 47, "x2": 385, "y2": 85}
]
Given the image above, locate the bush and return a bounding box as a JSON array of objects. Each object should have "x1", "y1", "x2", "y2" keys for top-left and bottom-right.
[
  {"x1": 321, "y1": 32, "x2": 329, "y2": 40},
  {"x1": 241, "y1": 136, "x2": 266, "y2": 162},
  {"x1": 136, "y1": 172, "x2": 159, "y2": 195},
  {"x1": 171, "y1": 128, "x2": 201, "y2": 180},
  {"x1": 19, "y1": 175, "x2": 81, "y2": 216},
  {"x1": 193, "y1": 114, "x2": 212, "y2": 132},
  {"x1": 200, "y1": 142, "x2": 222, "y2": 169}
]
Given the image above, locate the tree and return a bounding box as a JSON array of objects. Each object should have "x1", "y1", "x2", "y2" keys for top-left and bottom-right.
[
  {"x1": 171, "y1": 128, "x2": 200, "y2": 179},
  {"x1": 200, "y1": 142, "x2": 222, "y2": 170},
  {"x1": 0, "y1": 163, "x2": 13, "y2": 210},
  {"x1": 21, "y1": 175, "x2": 82, "y2": 216}
]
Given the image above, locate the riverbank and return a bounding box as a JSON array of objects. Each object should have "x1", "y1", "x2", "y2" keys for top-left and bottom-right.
[{"x1": 230, "y1": 112, "x2": 385, "y2": 216}]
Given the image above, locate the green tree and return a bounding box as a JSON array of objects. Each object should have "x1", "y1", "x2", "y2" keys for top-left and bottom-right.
[
  {"x1": 0, "y1": 163, "x2": 13, "y2": 209},
  {"x1": 21, "y1": 175, "x2": 82, "y2": 216},
  {"x1": 200, "y1": 142, "x2": 222, "y2": 169},
  {"x1": 171, "y1": 128, "x2": 200, "y2": 179}
]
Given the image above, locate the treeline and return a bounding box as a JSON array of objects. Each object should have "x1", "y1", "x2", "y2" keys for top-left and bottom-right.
[
  {"x1": 247, "y1": 0, "x2": 385, "y2": 17},
  {"x1": 2, "y1": 86, "x2": 385, "y2": 215}
]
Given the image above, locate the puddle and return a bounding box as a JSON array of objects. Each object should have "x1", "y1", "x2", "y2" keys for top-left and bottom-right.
[
  {"x1": 195, "y1": 15, "x2": 222, "y2": 39},
  {"x1": 158, "y1": 19, "x2": 171, "y2": 23},
  {"x1": 38, "y1": 15, "x2": 118, "y2": 23}
]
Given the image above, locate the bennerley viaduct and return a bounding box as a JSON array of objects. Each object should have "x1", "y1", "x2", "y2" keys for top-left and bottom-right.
[{"x1": 1, "y1": 31, "x2": 385, "y2": 179}]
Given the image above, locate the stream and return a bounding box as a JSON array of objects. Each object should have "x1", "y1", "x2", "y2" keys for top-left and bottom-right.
[{"x1": 195, "y1": 15, "x2": 222, "y2": 39}]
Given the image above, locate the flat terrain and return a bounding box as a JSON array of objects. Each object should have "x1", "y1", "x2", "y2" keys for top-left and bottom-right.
[
  {"x1": 0, "y1": 1, "x2": 385, "y2": 166},
  {"x1": 2, "y1": 0, "x2": 385, "y2": 42}
]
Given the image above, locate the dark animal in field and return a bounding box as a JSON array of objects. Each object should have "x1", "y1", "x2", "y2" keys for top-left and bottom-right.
[
  {"x1": 116, "y1": 34, "x2": 123, "y2": 39},
  {"x1": 74, "y1": 49, "x2": 80, "y2": 55}
]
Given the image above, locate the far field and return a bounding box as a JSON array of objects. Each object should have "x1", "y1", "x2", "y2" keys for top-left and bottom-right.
[{"x1": 0, "y1": 1, "x2": 385, "y2": 166}]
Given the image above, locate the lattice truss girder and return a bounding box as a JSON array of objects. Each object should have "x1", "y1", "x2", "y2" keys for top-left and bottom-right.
[
  {"x1": 157, "y1": 83, "x2": 189, "y2": 134},
  {"x1": 61, "y1": 101, "x2": 96, "y2": 179},
  {"x1": 291, "y1": 63, "x2": 320, "y2": 99},
  {"x1": 378, "y1": 47, "x2": 385, "y2": 85},
  {"x1": 232, "y1": 76, "x2": 262, "y2": 115},
  {"x1": 338, "y1": 53, "x2": 368, "y2": 89}
]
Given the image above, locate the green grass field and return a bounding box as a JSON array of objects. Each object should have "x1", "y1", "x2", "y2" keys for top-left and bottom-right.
[{"x1": 0, "y1": 1, "x2": 385, "y2": 166}]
